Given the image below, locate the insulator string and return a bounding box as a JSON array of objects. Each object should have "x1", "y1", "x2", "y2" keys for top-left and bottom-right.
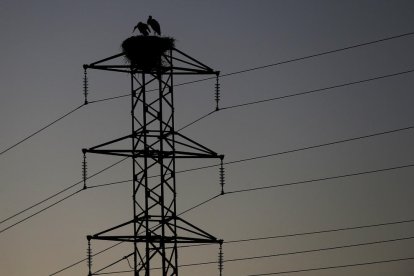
[
  {"x1": 87, "y1": 237, "x2": 92, "y2": 276},
  {"x1": 83, "y1": 67, "x2": 89, "y2": 105},
  {"x1": 215, "y1": 73, "x2": 220, "y2": 111},
  {"x1": 218, "y1": 241, "x2": 224, "y2": 276},
  {"x1": 82, "y1": 150, "x2": 87, "y2": 190},
  {"x1": 220, "y1": 156, "x2": 225, "y2": 195}
]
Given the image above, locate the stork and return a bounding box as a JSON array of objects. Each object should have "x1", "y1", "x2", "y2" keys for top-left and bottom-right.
[
  {"x1": 147, "y1": 16, "x2": 161, "y2": 36},
  {"x1": 133, "y1": 22, "x2": 151, "y2": 36}
]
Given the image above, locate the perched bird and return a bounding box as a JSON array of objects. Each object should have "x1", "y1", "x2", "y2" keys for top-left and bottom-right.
[
  {"x1": 147, "y1": 16, "x2": 161, "y2": 36},
  {"x1": 133, "y1": 22, "x2": 151, "y2": 36}
]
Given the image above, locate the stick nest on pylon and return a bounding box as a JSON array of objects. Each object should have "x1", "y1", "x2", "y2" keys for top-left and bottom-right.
[{"x1": 122, "y1": 36, "x2": 175, "y2": 71}]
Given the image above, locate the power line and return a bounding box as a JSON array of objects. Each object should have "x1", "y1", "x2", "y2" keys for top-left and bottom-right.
[
  {"x1": 94, "y1": 270, "x2": 130, "y2": 275},
  {"x1": 198, "y1": 237, "x2": 414, "y2": 268},
  {"x1": 162, "y1": 31, "x2": 414, "y2": 90},
  {"x1": 0, "y1": 180, "x2": 80, "y2": 226},
  {"x1": 0, "y1": 189, "x2": 82, "y2": 234},
  {"x1": 225, "y1": 125, "x2": 414, "y2": 166},
  {"x1": 248, "y1": 256, "x2": 414, "y2": 276},
  {"x1": 0, "y1": 104, "x2": 84, "y2": 157},
  {"x1": 179, "y1": 194, "x2": 221, "y2": 215},
  {"x1": 49, "y1": 241, "x2": 124, "y2": 276},
  {"x1": 88, "y1": 94, "x2": 130, "y2": 104},
  {"x1": 220, "y1": 68, "x2": 414, "y2": 110},
  {"x1": 88, "y1": 179, "x2": 132, "y2": 189},
  {"x1": 177, "y1": 110, "x2": 216, "y2": 132},
  {"x1": 178, "y1": 68, "x2": 414, "y2": 132},
  {"x1": 89, "y1": 31, "x2": 414, "y2": 105},
  {"x1": 225, "y1": 218, "x2": 414, "y2": 245},
  {"x1": 94, "y1": 253, "x2": 134, "y2": 275},
  {"x1": 177, "y1": 217, "x2": 414, "y2": 249},
  {"x1": 220, "y1": 31, "x2": 414, "y2": 78},
  {"x1": 171, "y1": 214, "x2": 414, "y2": 250},
  {"x1": 0, "y1": 157, "x2": 128, "y2": 229},
  {"x1": 173, "y1": 124, "x2": 414, "y2": 177},
  {"x1": 95, "y1": 255, "x2": 414, "y2": 275},
  {"x1": 224, "y1": 236, "x2": 414, "y2": 264},
  {"x1": 92, "y1": 235, "x2": 414, "y2": 274},
  {"x1": 225, "y1": 163, "x2": 414, "y2": 195}
]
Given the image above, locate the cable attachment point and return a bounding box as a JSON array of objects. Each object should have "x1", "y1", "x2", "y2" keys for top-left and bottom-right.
[
  {"x1": 215, "y1": 72, "x2": 220, "y2": 111},
  {"x1": 82, "y1": 149, "x2": 87, "y2": 190},
  {"x1": 87, "y1": 236, "x2": 92, "y2": 276},
  {"x1": 83, "y1": 67, "x2": 89, "y2": 105},
  {"x1": 219, "y1": 155, "x2": 225, "y2": 195},
  {"x1": 218, "y1": 241, "x2": 224, "y2": 276}
]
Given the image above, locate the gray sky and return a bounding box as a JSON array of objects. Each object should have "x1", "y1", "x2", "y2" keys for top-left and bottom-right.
[{"x1": 1, "y1": 1, "x2": 414, "y2": 275}]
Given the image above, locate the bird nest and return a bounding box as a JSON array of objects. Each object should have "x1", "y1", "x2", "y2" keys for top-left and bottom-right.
[{"x1": 122, "y1": 36, "x2": 175, "y2": 71}]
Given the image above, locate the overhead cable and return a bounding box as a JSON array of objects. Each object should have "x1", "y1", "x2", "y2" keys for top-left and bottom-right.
[
  {"x1": 248, "y1": 256, "x2": 414, "y2": 275},
  {"x1": 0, "y1": 157, "x2": 128, "y2": 228},
  {"x1": 178, "y1": 68, "x2": 414, "y2": 131},
  {"x1": 0, "y1": 104, "x2": 84, "y2": 157},
  {"x1": 92, "y1": 236, "x2": 414, "y2": 273}
]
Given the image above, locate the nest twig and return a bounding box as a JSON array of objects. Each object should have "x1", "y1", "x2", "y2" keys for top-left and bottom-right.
[{"x1": 122, "y1": 36, "x2": 175, "y2": 71}]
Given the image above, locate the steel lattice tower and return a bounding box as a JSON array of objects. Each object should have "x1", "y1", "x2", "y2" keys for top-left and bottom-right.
[{"x1": 83, "y1": 44, "x2": 223, "y2": 275}]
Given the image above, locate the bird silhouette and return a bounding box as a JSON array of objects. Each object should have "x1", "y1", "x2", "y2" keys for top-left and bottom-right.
[
  {"x1": 147, "y1": 16, "x2": 161, "y2": 36},
  {"x1": 133, "y1": 22, "x2": 151, "y2": 36}
]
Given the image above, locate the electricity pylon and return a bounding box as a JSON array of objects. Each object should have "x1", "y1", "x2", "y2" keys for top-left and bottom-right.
[{"x1": 82, "y1": 43, "x2": 223, "y2": 275}]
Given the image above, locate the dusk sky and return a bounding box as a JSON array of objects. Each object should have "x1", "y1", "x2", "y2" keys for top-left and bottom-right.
[{"x1": 1, "y1": 1, "x2": 414, "y2": 275}]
